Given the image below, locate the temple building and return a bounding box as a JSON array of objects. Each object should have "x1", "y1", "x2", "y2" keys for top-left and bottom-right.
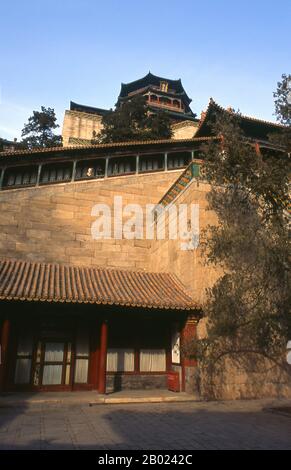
[
  {"x1": 0, "y1": 86, "x2": 290, "y2": 398},
  {"x1": 62, "y1": 73, "x2": 199, "y2": 146}
]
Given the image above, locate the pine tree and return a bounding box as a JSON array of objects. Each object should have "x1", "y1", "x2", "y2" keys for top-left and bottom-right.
[
  {"x1": 271, "y1": 73, "x2": 291, "y2": 152},
  {"x1": 96, "y1": 95, "x2": 172, "y2": 143},
  {"x1": 21, "y1": 106, "x2": 62, "y2": 148}
]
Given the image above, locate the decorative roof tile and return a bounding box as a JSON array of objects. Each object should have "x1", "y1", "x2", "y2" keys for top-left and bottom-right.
[
  {"x1": 0, "y1": 258, "x2": 198, "y2": 310},
  {"x1": 70, "y1": 101, "x2": 110, "y2": 116},
  {"x1": 118, "y1": 72, "x2": 192, "y2": 103},
  {"x1": 158, "y1": 161, "x2": 203, "y2": 207},
  {"x1": 0, "y1": 136, "x2": 214, "y2": 158},
  {"x1": 195, "y1": 98, "x2": 285, "y2": 140}
]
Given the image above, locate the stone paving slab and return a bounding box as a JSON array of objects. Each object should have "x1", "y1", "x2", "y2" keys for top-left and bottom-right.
[
  {"x1": 0, "y1": 390, "x2": 198, "y2": 407},
  {"x1": 0, "y1": 398, "x2": 290, "y2": 450}
]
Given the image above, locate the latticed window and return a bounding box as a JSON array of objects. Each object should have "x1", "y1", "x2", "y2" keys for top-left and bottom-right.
[
  {"x1": 75, "y1": 159, "x2": 105, "y2": 180},
  {"x1": 107, "y1": 349, "x2": 135, "y2": 372},
  {"x1": 3, "y1": 165, "x2": 38, "y2": 188},
  {"x1": 168, "y1": 151, "x2": 191, "y2": 169},
  {"x1": 74, "y1": 329, "x2": 89, "y2": 384},
  {"x1": 139, "y1": 154, "x2": 164, "y2": 172},
  {"x1": 14, "y1": 330, "x2": 33, "y2": 384},
  {"x1": 106, "y1": 348, "x2": 166, "y2": 372},
  {"x1": 108, "y1": 157, "x2": 136, "y2": 176},
  {"x1": 40, "y1": 162, "x2": 73, "y2": 184},
  {"x1": 139, "y1": 349, "x2": 166, "y2": 372}
]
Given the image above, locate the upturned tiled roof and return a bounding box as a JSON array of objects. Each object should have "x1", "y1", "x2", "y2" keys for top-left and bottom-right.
[
  {"x1": 0, "y1": 136, "x2": 214, "y2": 158},
  {"x1": 118, "y1": 72, "x2": 192, "y2": 103},
  {"x1": 0, "y1": 258, "x2": 198, "y2": 310},
  {"x1": 70, "y1": 101, "x2": 110, "y2": 116},
  {"x1": 195, "y1": 98, "x2": 285, "y2": 140}
]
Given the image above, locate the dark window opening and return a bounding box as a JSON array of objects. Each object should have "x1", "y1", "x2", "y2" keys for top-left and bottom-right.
[
  {"x1": 3, "y1": 165, "x2": 38, "y2": 188},
  {"x1": 107, "y1": 318, "x2": 168, "y2": 373},
  {"x1": 167, "y1": 151, "x2": 191, "y2": 170},
  {"x1": 40, "y1": 162, "x2": 73, "y2": 184},
  {"x1": 108, "y1": 156, "x2": 136, "y2": 176},
  {"x1": 139, "y1": 154, "x2": 164, "y2": 173},
  {"x1": 159, "y1": 96, "x2": 171, "y2": 106},
  {"x1": 75, "y1": 159, "x2": 105, "y2": 180}
]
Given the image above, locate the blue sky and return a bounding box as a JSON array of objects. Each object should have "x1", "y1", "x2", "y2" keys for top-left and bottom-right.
[{"x1": 0, "y1": 0, "x2": 290, "y2": 140}]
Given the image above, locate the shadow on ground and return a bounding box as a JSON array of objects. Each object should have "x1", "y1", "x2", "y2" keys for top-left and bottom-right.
[{"x1": 0, "y1": 399, "x2": 291, "y2": 450}]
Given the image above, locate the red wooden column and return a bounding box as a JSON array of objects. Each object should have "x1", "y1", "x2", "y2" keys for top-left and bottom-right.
[
  {"x1": 254, "y1": 141, "x2": 261, "y2": 156},
  {"x1": 0, "y1": 319, "x2": 11, "y2": 392},
  {"x1": 181, "y1": 317, "x2": 198, "y2": 392},
  {"x1": 89, "y1": 320, "x2": 100, "y2": 391},
  {"x1": 98, "y1": 319, "x2": 108, "y2": 394}
]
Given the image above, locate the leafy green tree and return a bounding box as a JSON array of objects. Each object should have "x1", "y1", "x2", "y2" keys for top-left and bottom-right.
[
  {"x1": 21, "y1": 106, "x2": 62, "y2": 148},
  {"x1": 194, "y1": 77, "x2": 291, "y2": 382},
  {"x1": 96, "y1": 95, "x2": 172, "y2": 143},
  {"x1": 271, "y1": 73, "x2": 291, "y2": 152},
  {"x1": 274, "y1": 73, "x2": 291, "y2": 126},
  {"x1": 147, "y1": 111, "x2": 173, "y2": 140}
]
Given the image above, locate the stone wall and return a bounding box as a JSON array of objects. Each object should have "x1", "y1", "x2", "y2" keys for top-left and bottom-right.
[
  {"x1": 62, "y1": 110, "x2": 104, "y2": 146},
  {"x1": 1, "y1": 164, "x2": 290, "y2": 399},
  {"x1": 62, "y1": 110, "x2": 198, "y2": 147},
  {"x1": 171, "y1": 121, "x2": 198, "y2": 140},
  {"x1": 195, "y1": 294, "x2": 291, "y2": 400},
  {"x1": 0, "y1": 170, "x2": 182, "y2": 270},
  {"x1": 106, "y1": 374, "x2": 168, "y2": 392},
  {"x1": 149, "y1": 178, "x2": 221, "y2": 305},
  {"x1": 149, "y1": 178, "x2": 291, "y2": 399},
  {"x1": 199, "y1": 356, "x2": 291, "y2": 400}
]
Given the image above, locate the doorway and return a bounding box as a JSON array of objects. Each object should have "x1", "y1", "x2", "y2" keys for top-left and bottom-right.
[
  {"x1": 37, "y1": 341, "x2": 72, "y2": 386},
  {"x1": 13, "y1": 320, "x2": 92, "y2": 390}
]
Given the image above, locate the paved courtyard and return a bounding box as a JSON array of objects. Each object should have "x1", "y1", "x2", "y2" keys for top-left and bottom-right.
[{"x1": 0, "y1": 398, "x2": 290, "y2": 450}]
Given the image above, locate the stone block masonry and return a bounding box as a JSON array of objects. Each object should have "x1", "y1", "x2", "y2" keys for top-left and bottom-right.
[
  {"x1": 0, "y1": 170, "x2": 182, "y2": 270},
  {"x1": 1, "y1": 165, "x2": 290, "y2": 401}
]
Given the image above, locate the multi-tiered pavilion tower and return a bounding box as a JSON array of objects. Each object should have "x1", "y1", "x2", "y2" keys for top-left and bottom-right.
[{"x1": 62, "y1": 73, "x2": 199, "y2": 146}]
